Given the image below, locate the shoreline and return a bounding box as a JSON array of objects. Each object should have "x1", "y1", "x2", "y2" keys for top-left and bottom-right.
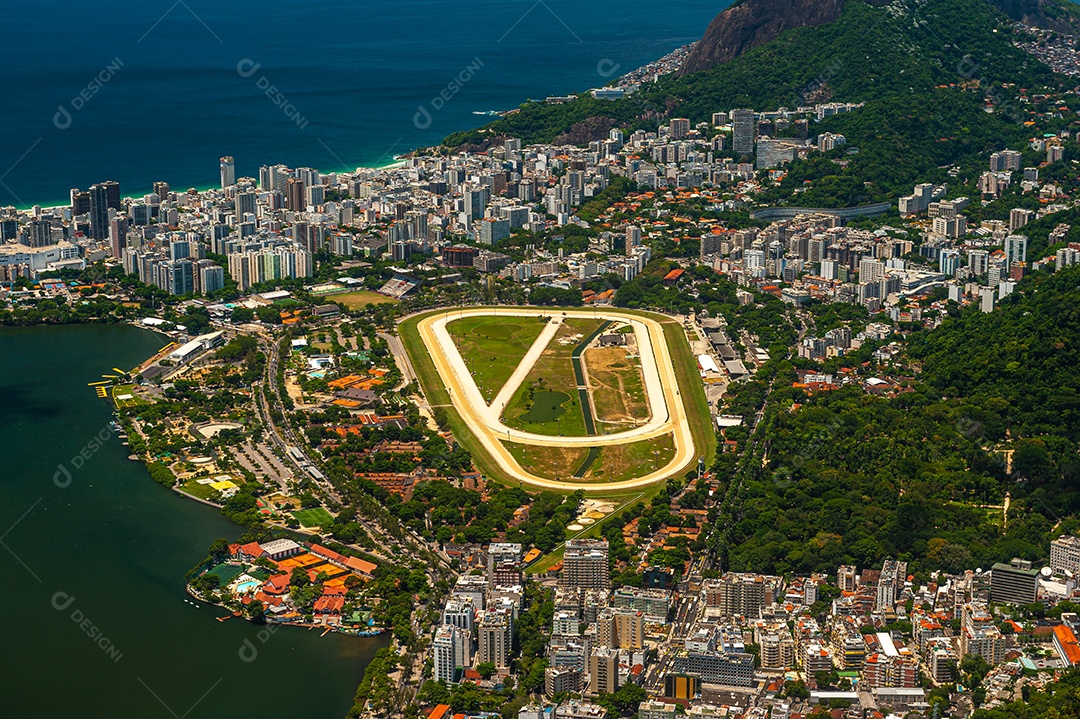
[
  {"x1": 184, "y1": 576, "x2": 388, "y2": 640},
  {"x1": 13, "y1": 158, "x2": 409, "y2": 214},
  {"x1": 8, "y1": 38, "x2": 696, "y2": 214},
  {"x1": 113, "y1": 334, "x2": 393, "y2": 643}
]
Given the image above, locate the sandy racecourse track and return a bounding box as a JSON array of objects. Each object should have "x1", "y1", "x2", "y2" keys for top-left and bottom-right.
[{"x1": 413, "y1": 307, "x2": 697, "y2": 492}]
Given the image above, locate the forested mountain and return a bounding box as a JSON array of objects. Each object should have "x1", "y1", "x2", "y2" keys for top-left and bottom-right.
[
  {"x1": 447, "y1": 0, "x2": 1054, "y2": 145},
  {"x1": 445, "y1": 0, "x2": 1060, "y2": 206},
  {"x1": 723, "y1": 268, "x2": 1080, "y2": 576},
  {"x1": 677, "y1": 0, "x2": 1080, "y2": 77}
]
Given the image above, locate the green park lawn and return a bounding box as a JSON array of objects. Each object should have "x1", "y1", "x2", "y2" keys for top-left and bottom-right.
[
  {"x1": 292, "y1": 507, "x2": 335, "y2": 528},
  {"x1": 445, "y1": 314, "x2": 550, "y2": 403},
  {"x1": 334, "y1": 290, "x2": 399, "y2": 309}
]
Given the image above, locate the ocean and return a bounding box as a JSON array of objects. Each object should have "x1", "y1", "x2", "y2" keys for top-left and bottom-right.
[{"x1": 0, "y1": 0, "x2": 724, "y2": 209}]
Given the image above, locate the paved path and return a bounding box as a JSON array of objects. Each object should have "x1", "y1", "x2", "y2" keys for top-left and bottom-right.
[
  {"x1": 379, "y1": 331, "x2": 416, "y2": 387},
  {"x1": 414, "y1": 307, "x2": 696, "y2": 492}
]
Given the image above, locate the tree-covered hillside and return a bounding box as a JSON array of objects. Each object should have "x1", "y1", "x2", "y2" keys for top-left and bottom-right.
[
  {"x1": 721, "y1": 267, "x2": 1080, "y2": 576},
  {"x1": 445, "y1": 0, "x2": 1062, "y2": 207},
  {"x1": 448, "y1": 0, "x2": 1054, "y2": 146}
]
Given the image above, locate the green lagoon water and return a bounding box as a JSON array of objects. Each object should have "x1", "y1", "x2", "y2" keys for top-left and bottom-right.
[{"x1": 0, "y1": 324, "x2": 386, "y2": 718}]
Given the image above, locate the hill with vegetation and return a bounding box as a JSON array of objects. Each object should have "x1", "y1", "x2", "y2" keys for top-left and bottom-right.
[
  {"x1": 717, "y1": 267, "x2": 1080, "y2": 577},
  {"x1": 974, "y1": 666, "x2": 1080, "y2": 717},
  {"x1": 444, "y1": 0, "x2": 1063, "y2": 207}
]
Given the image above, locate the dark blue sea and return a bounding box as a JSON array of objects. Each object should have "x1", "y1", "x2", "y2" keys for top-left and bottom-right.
[{"x1": 0, "y1": 0, "x2": 724, "y2": 208}]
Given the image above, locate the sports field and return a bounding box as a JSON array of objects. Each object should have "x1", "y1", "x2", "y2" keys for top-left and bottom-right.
[
  {"x1": 400, "y1": 307, "x2": 711, "y2": 492},
  {"x1": 291, "y1": 507, "x2": 335, "y2": 527},
  {"x1": 334, "y1": 290, "x2": 399, "y2": 309}
]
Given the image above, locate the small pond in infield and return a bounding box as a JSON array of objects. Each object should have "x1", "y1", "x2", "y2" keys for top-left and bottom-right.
[{"x1": 518, "y1": 390, "x2": 571, "y2": 423}]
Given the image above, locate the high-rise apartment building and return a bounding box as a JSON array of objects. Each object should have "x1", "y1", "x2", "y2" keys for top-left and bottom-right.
[
  {"x1": 597, "y1": 608, "x2": 643, "y2": 650},
  {"x1": 863, "y1": 652, "x2": 919, "y2": 689},
  {"x1": 235, "y1": 191, "x2": 257, "y2": 220},
  {"x1": 626, "y1": 225, "x2": 642, "y2": 256},
  {"x1": 759, "y1": 633, "x2": 796, "y2": 670},
  {"x1": 464, "y1": 187, "x2": 489, "y2": 220},
  {"x1": 220, "y1": 156, "x2": 236, "y2": 188},
  {"x1": 562, "y1": 540, "x2": 610, "y2": 592},
  {"x1": 478, "y1": 609, "x2": 512, "y2": 669},
  {"x1": 1051, "y1": 535, "x2": 1080, "y2": 576},
  {"x1": 433, "y1": 624, "x2": 459, "y2": 684},
  {"x1": 1010, "y1": 207, "x2": 1034, "y2": 231},
  {"x1": 162, "y1": 259, "x2": 194, "y2": 296},
  {"x1": 1004, "y1": 234, "x2": 1028, "y2": 269},
  {"x1": 968, "y1": 249, "x2": 989, "y2": 276},
  {"x1": 587, "y1": 647, "x2": 619, "y2": 696},
  {"x1": 101, "y1": 180, "x2": 121, "y2": 210},
  {"x1": 109, "y1": 216, "x2": 127, "y2": 259},
  {"x1": 703, "y1": 573, "x2": 779, "y2": 617},
  {"x1": 876, "y1": 559, "x2": 907, "y2": 611},
  {"x1": 286, "y1": 178, "x2": 306, "y2": 212},
  {"x1": 669, "y1": 118, "x2": 690, "y2": 139},
  {"x1": 26, "y1": 219, "x2": 52, "y2": 248},
  {"x1": 88, "y1": 183, "x2": 111, "y2": 240},
  {"x1": 197, "y1": 262, "x2": 224, "y2": 294},
  {"x1": 70, "y1": 188, "x2": 90, "y2": 216},
  {"x1": 611, "y1": 587, "x2": 670, "y2": 624},
  {"x1": 961, "y1": 604, "x2": 1006, "y2": 665},
  {"x1": 989, "y1": 150, "x2": 1022, "y2": 172},
  {"x1": 837, "y1": 565, "x2": 858, "y2": 593},
  {"x1": 859, "y1": 258, "x2": 886, "y2": 283},
  {"x1": 544, "y1": 666, "x2": 581, "y2": 696},
  {"x1": 731, "y1": 109, "x2": 756, "y2": 155}
]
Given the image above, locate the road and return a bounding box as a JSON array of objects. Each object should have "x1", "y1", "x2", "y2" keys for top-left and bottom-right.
[
  {"x1": 412, "y1": 307, "x2": 698, "y2": 492},
  {"x1": 261, "y1": 334, "x2": 457, "y2": 571},
  {"x1": 260, "y1": 338, "x2": 343, "y2": 504},
  {"x1": 379, "y1": 331, "x2": 416, "y2": 388}
]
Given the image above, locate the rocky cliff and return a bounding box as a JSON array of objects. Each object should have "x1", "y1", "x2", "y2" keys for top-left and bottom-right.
[
  {"x1": 986, "y1": 0, "x2": 1080, "y2": 32},
  {"x1": 677, "y1": 0, "x2": 846, "y2": 76}
]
